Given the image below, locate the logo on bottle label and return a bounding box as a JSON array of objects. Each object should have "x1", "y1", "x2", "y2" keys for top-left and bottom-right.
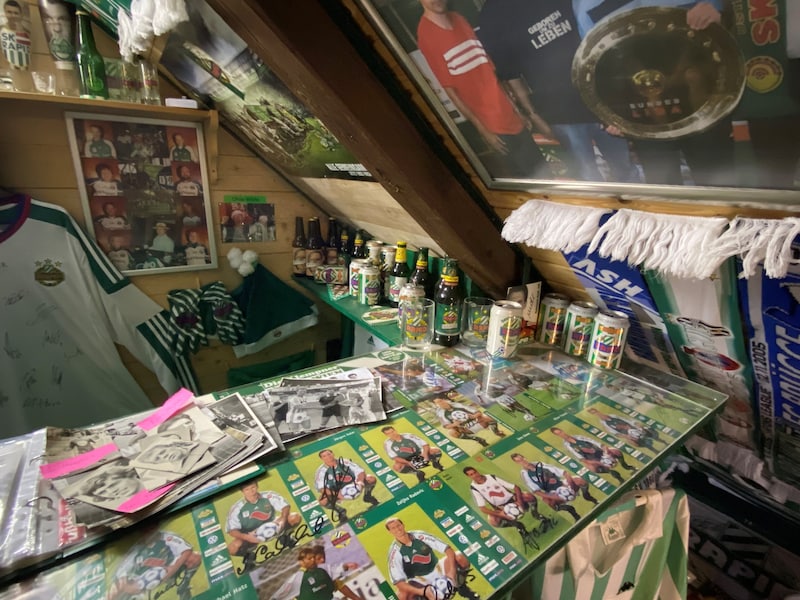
[
  {"x1": 389, "y1": 276, "x2": 408, "y2": 301},
  {"x1": 292, "y1": 248, "x2": 306, "y2": 275},
  {"x1": 435, "y1": 304, "x2": 461, "y2": 334}
]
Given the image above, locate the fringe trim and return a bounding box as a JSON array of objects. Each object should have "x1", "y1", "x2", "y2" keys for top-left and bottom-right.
[
  {"x1": 118, "y1": 0, "x2": 188, "y2": 63},
  {"x1": 501, "y1": 199, "x2": 611, "y2": 254},
  {"x1": 587, "y1": 210, "x2": 729, "y2": 279},
  {"x1": 709, "y1": 217, "x2": 800, "y2": 279}
]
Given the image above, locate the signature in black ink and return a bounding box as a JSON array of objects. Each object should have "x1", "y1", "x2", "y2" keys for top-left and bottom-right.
[
  {"x1": 3, "y1": 290, "x2": 23, "y2": 305},
  {"x1": 3, "y1": 333, "x2": 21, "y2": 359},
  {"x1": 235, "y1": 515, "x2": 325, "y2": 575}
]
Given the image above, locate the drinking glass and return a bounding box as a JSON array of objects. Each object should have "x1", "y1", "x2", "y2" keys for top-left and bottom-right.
[
  {"x1": 461, "y1": 296, "x2": 494, "y2": 347},
  {"x1": 401, "y1": 298, "x2": 435, "y2": 350}
]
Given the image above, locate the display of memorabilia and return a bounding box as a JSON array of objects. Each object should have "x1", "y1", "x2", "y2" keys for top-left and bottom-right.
[
  {"x1": 0, "y1": 344, "x2": 726, "y2": 599},
  {"x1": 65, "y1": 112, "x2": 217, "y2": 275},
  {"x1": 355, "y1": 0, "x2": 800, "y2": 205}
]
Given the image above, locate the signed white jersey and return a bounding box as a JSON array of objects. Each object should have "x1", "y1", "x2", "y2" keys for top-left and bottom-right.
[{"x1": 0, "y1": 197, "x2": 196, "y2": 437}]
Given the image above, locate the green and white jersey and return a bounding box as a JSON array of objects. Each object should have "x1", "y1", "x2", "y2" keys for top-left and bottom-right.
[
  {"x1": 314, "y1": 457, "x2": 364, "y2": 493},
  {"x1": 601, "y1": 416, "x2": 651, "y2": 441},
  {"x1": 436, "y1": 402, "x2": 480, "y2": 429},
  {"x1": 116, "y1": 531, "x2": 192, "y2": 579},
  {"x1": 171, "y1": 146, "x2": 196, "y2": 162},
  {"x1": 565, "y1": 436, "x2": 609, "y2": 462},
  {"x1": 226, "y1": 490, "x2": 288, "y2": 533},
  {"x1": 521, "y1": 463, "x2": 566, "y2": 494},
  {"x1": 298, "y1": 566, "x2": 336, "y2": 600},
  {"x1": 527, "y1": 488, "x2": 689, "y2": 600},
  {"x1": 384, "y1": 433, "x2": 426, "y2": 460},
  {"x1": 388, "y1": 531, "x2": 449, "y2": 583},
  {"x1": 84, "y1": 139, "x2": 116, "y2": 158},
  {"x1": 0, "y1": 197, "x2": 197, "y2": 437}
]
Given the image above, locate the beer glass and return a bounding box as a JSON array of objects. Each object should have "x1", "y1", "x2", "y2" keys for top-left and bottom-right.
[
  {"x1": 401, "y1": 298, "x2": 435, "y2": 351},
  {"x1": 461, "y1": 297, "x2": 493, "y2": 347}
]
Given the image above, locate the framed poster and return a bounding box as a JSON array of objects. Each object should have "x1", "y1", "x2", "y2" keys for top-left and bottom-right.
[
  {"x1": 66, "y1": 112, "x2": 217, "y2": 275},
  {"x1": 354, "y1": 0, "x2": 800, "y2": 207}
]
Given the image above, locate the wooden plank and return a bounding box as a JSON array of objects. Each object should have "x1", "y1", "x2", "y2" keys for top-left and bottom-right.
[
  {"x1": 215, "y1": 155, "x2": 297, "y2": 192},
  {"x1": 205, "y1": 0, "x2": 518, "y2": 299}
]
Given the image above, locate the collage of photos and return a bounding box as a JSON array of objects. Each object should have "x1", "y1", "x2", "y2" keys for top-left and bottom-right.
[{"x1": 67, "y1": 114, "x2": 216, "y2": 275}]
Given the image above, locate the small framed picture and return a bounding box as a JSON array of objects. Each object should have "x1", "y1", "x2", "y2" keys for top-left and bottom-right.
[{"x1": 66, "y1": 112, "x2": 217, "y2": 275}]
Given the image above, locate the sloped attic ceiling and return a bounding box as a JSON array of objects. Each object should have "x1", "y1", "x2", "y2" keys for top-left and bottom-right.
[{"x1": 153, "y1": 0, "x2": 520, "y2": 298}]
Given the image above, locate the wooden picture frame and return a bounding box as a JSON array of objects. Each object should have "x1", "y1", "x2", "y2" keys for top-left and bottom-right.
[{"x1": 66, "y1": 112, "x2": 217, "y2": 275}]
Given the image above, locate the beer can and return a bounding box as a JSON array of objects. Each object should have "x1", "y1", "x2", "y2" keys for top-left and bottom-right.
[
  {"x1": 587, "y1": 309, "x2": 630, "y2": 369},
  {"x1": 563, "y1": 301, "x2": 599, "y2": 358},
  {"x1": 397, "y1": 282, "x2": 425, "y2": 329},
  {"x1": 536, "y1": 293, "x2": 571, "y2": 345},
  {"x1": 314, "y1": 265, "x2": 347, "y2": 285},
  {"x1": 349, "y1": 259, "x2": 369, "y2": 298},
  {"x1": 486, "y1": 300, "x2": 524, "y2": 358},
  {"x1": 359, "y1": 265, "x2": 381, "y2": 305}
]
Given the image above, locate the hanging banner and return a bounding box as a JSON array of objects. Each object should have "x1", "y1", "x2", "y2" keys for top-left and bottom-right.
[
  {"x1": 644, "y1": 259, "x2": 758, "y2": 450},
  {"x1": 562, "y1": 246, "x2": 686, "y2": 376},
  {"x1": 738, "y1": 239, "x2": 800, "y2": 483}
]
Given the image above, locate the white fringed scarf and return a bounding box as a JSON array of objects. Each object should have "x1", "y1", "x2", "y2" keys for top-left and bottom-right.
[
  {"x1": 501, "y1": 199, "x2": 612, "y2": 253},
  {"x1": 587, "y1": 210, "x2": 729, "y2": 279},
  {"x1": 502, "y1": 199, "x2": 800, "y2": 280},
  {"x1": 117, "y1": 0, "x2": 189, "y2": 63}
]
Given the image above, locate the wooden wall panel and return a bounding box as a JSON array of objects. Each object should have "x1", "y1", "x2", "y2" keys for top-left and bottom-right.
[{"x1": 1, "y1": 1, "x2": 342, "y2": 403}]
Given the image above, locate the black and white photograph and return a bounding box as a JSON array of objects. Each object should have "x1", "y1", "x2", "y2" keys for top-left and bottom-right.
[
  {"x1": 357, "y1": 0, "x2": 800, "y2": 204},
  {"x1": 264, "y1": 376, "x2": 385, "y2": 441}
]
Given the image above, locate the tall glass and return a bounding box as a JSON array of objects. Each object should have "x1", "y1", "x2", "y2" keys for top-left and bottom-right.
[
  {"x1": 461, "y1": 297, "x2": 494, "y2": 347},
  {"x1": 401, "y1": 298, "x2": 435, "y2": 351}
]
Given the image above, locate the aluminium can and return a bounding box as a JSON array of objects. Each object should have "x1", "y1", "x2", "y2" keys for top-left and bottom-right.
[
  {"x1": 314, "y1": 265, "x2": 347, "y2": 285},
  {"x1": 536, "y1": 293, "x2": 571, "y2": 346},
  {"x1": 587, "y1": 309, "x2": 630, "y2": 369},
  {"x1": 349, "y1": 259, "x2": 369, "y2": 298},
  {"x1": 359, "y1": 265, "x2": 381, "y2": 305},
  {"x1": 486, "y1": 300, "x2": 524, "y2": 358},
  {"x1": 563, "y1": 301, "x2": 599, "y2": 358}
]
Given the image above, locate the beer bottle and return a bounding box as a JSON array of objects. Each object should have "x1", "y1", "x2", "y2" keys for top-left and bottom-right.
[
  {"x1": 292, "y1": 216, "x2": 306, "y2": 277},
  {"x1": 338, "y1": 226, "x2": 350, "y2": 266},
  {"x1": 433, "y1": 258, "x2": 462, "y2": 347},
  {"x1": 352, "y1": 230, "x2": 367, "y2": 259},
  {"x1": 388, "y1": 241, "x2": 410, "y2": 308},
  {"x1": 305, "y1": 217, "x2": 324, "y2": 278},
  {"x1": 75, "y1": 11, "x2": 108, "y2": 99},
  {"x1": 409, "y1": 247, "x2": 433, "y2": 298},
  {"x1": 325, "y1": 217, "x2": 339, "y2": 266}
]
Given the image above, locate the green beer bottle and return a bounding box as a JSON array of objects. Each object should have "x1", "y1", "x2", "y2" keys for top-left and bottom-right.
[
  {"x1": 433, "y1": 258, "x2": 462, "y2": 347},
  {"x1": 75, "y1": 11, "x2": 108, "y2": 99}
]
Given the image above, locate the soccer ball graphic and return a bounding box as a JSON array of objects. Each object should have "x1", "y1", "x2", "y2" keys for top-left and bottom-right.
[
  {"x1": 136, "y1": 567, "x2": 167, "y2": 591},
  {"x1": 339, "y1": 483, "x2": 361, "y2": 500},
  {"x1": 410, "y1": 455, "x2": 430, "y2": 470},
  {"x1": 431, "y1": 576, "x2": 455, "y2": 599},
  {"x1": 254, "y1": 520, "x2": 279, "y2": 541},
  {"x1": 450, "y1": 410, "x2": 470, "y2": 423},
  {"x1": 600, "y1": 453, "x2": 615, "y2": 468},
  {"x1": 501, "y1": 502, "x2": 523, "y2": 520},
  {"x1": 555, "y1": 485, "x2": 576, "y2": 502}
]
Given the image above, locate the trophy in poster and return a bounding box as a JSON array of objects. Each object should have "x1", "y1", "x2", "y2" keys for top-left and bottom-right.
[
  {"x1": 572, "y1": 7, "x2": 745, "y2": 140},
  {"x1": 38, "y1": 0, "x2": 79, "y2": 95},
  {"x1": 1, "y1": 0, "x2": 33, "y2": 91}
]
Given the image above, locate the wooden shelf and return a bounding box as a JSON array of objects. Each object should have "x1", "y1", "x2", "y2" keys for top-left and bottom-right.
[
  {"x1": 294, "y1": 276, "x2": 402, "y2": 347},
  {"x1": 0, "y1": 90, "x2": 220, "y2": 182},
  {"x1": 0, "y1": 90, "x2": 210, "y2": 120}
]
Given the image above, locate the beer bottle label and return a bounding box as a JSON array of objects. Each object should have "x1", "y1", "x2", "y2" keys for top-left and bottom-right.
[
  {"x1": 388, "y1": 275, "x2": 408, "y2": 303},
  {"x1": 292, "y1": 248, "x2": 307, "y2": 275},
  {"x1": 435, "y1": 302, "x2": 461, "y2": 335}
]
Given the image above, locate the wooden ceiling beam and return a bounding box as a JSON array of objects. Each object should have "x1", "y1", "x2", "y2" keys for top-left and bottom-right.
[{"x1": 205, "y1": 0, "x2": 518, "y2": 298}]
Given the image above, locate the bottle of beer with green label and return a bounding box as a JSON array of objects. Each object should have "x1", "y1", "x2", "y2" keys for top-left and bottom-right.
[
  {"x1": 292, "y1": 216, "x2": 306, "y2": 277},
  {"x1": 409, "y1": 247, "x2": 433, "y2": 298},
  {"x1": 433, "y1": 258, "x2": 462, "y2": 346},
  {"x1": 338, "y1": 227, "x2": 350, "y2": 266},
  {"x1": 75, "y1": 11, "x2": 108, "y2": 99},
  {"x1": 388, "y1": 241, "x2": 410, "y2": 307}
]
